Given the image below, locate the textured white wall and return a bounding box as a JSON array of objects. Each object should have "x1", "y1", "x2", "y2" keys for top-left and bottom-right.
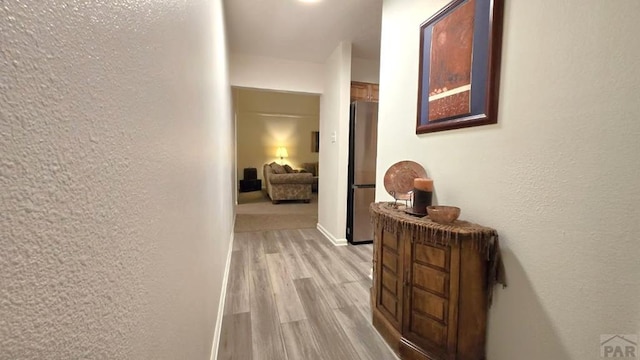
[
  {"x1": 0, "y1": 0, "x2": 235, "y2": 359},
  {"x1": 229, "y1": 53, "x2": 324, "y2": 94},
  {"x1": 317, "y1": 42, "x2": 352, "y2": 245},
  {"x1": 378, "y1": 0, "x2": 640, "y2": 359}
]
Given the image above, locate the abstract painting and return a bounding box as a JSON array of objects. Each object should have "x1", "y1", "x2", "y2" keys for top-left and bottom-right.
[{"x1": 416, "y1": 0, "x2": 504, "y2": 134}]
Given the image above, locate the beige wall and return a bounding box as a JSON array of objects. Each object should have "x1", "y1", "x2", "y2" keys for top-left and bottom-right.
[
  {"x1": 235, "y1": 88, "x2": 320, "y2": 181},
  {"x1": 230, "y1": 53, "x2": 324, "y2": 94},
  {"x1": 351, "y1": 57, "x2": 380, "y2": 83},
  {"x1": 0, "y1": 0, "x2": 235, "y2": 359},
  {"x1": 317, "y1": 42, "x2": 353, "y2": 245},
  {"x1": 378, "y1": 0, "x2": 640, "y2": 359}
]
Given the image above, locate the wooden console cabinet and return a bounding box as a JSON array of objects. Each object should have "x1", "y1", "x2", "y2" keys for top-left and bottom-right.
[{"x1": 370, "y1": 203, "x2": 503, "y2": 360}]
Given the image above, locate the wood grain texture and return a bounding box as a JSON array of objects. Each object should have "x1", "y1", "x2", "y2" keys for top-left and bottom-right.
[
  {"x1": 277, "y1": 230, "x2": 312, "y2": 279},
  {"x1": 330, "y1": 244, "x2": 372, "y2": 280},
  {"x1": 294, "y1": 278, "x2": 361, "y2": 360},
  {"x1": 351, "y1": 243, "x2": 375, "y2": 263},
  {"x1": 225, "y1": 250, "x2": 250, "y2": 314},
  {"x1": 218, "y1": 228, "x2": 397, "y2": 360},
  {"x1": 218, "y1": 312, "x2": 252, "y2": 360},
  {"x1": 297, "y1": 228, "x2": 322, "y2": 241},
  {"x1": 337, "y1": 243, "x2": 372, "y2": 266},
  {"x1": 281, "y1": 320, "x2": 322, "y2": 360},
  {"x1": 233, "y1": 231, "x2": 249, "y2": 251},
  {"x1": 297, "y1": 240, "x2": 341, "y2": 286},
  {"x1": 307, "y1": 240, "x2": 358, "y2": 284},
  {"x1": 334, "y1": 305, "x2": 398, "y2": 360},
  {"x1": 351, "y1": 81, "x2": 379, "y2": 102},
  {"x1": 414, "y1": 243, "x2": 449, "y2": 271},
  {"x1": 249, "y1": 269, "x2": 287, "y2": 360},
  {"x1": 247, "y1": 232, "x2": 267, "y2": 272},
  {"x1": 265, "y1": 253, "x2": 307, "y2": 323},
  {"x1": 376, "y1": 230, "x2": 403, "y2": 329},
  {"x1": 339, "y1": 280, "x2": 371, "y2": 308},
  {"x1": 322, "y1": 282, "x2": 354, "y2": 310},
  {"x1": 262, "y1": 230, "x2": 281, "y2": 254}
]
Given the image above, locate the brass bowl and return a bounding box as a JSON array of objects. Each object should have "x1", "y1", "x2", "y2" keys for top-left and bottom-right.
[{"x1": 427, "y1": 206, "x2": 460, "y2": 224}]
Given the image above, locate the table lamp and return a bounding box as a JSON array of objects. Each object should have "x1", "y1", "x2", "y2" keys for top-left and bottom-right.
[{"x1": 276, "y1": 146, "x2": 288, "y2": 164}]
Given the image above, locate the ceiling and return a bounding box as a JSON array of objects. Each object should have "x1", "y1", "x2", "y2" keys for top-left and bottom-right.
[{"x1": 224, "y1": 0, "x2": 383, "y2": 64}]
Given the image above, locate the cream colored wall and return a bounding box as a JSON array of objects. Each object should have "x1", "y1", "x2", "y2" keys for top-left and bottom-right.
[
  {"x1": 235, "y1": 89, "x2": 320, "y2": 181},
  {"x1": 378, "y1": 0, "x2": 640, "y2": 359},
  {"x1": 351, "y1": 57, "x2": 380, "y2": 83},
  {"x1": 0, "y1": 0, "x2": 235, "y2": 359},
  {"x1": 230, "y1": 53, "x2": 324, "y2": 94},
  {"x1": 317, "y1": 42, "x2": 353, "y2": 245}
]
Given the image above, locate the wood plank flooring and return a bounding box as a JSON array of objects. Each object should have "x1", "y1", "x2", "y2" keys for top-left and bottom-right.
[{"x1": 218, "y1": 228, "x2": 398, "y2": 360}]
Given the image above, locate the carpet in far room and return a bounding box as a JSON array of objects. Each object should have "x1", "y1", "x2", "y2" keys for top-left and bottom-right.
[{"x1": 235, "y1": 190, "x2": 318, "y2": 232}]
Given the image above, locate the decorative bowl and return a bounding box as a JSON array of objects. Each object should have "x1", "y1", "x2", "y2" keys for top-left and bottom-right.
[
  {"x1": 383, "y1": 160, "x2": 427, "y2": 201},
  {"x1": 427, "y1": 206, "x2": 460, "y2": 224}
]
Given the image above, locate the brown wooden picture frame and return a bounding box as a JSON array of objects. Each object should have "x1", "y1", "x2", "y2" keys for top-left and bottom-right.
[{"x1": 416, "y1": 0, "x2": 504, "y2": 134}]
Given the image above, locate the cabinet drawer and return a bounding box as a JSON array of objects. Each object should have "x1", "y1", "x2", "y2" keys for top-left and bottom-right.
[
  {"x1": 414, "y1": 242, "x2": 449, "y2": 271},
  {"x1": 413, "y1": 263, "x2": 448, "y2": 298}
]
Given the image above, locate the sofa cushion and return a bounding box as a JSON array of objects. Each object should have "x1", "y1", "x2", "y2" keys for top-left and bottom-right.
[
  {"x1": 270, "y1": 163, "x2": 287, "y2": 174},
  {"x1": 300, "y1": 162, "x2": 319, "y2": 176},
  {"x1": 283, "y1": 164, "x2": 295, "y2": 173},
  {"x1": 269, "y1": 173, "x2": 314, "y2": 184}
]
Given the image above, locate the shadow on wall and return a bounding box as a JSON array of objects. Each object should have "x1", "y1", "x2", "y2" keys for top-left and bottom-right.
[{"x1": 487, "y1": 248, "x2": 572, "y2": 360}]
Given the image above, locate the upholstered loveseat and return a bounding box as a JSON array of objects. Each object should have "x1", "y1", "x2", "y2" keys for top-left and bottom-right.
[
  {"x1": 263, "y1": 163, "x2": 314, "y2": 204},
  {"x1": 300, "y1": 162, "x2": 319, "y2": 192}
]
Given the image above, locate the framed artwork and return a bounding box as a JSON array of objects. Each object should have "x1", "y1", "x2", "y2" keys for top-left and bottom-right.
[
  {"x1": 416, "y1": 0, "x2": 504, "y2": 134},
  {"x1": 311, "y1": 131, "x2": 319, "y2": 152}
]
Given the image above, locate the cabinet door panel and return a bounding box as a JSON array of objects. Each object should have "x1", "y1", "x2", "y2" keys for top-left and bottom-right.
[
  {"x1": 412, "y1": 287, "x2": 448, "y2": 323},
  {"x1": 382, "y1": 247, "x2": 398, "y2": 273},
  {"x1": 414, "y1": 243, "x2": 449, "y2": 272},
  {"x1": 350, "y1": 82, "x2": 369, "y2": 101},
  {"x1": 382, "y1": 232, "x2": 399, "y2": 251},
  {"x1": 413, "y1": 263, "x2": 449, "y2": 298},
  {"x1": 375, "y1": 229, "x2": 403, "y2": 329},
  {"x1": 370, "y1": 84, "x2": 379, "y2": 102},
  {"x1": 382, "y1": 268, "x2": 398, "y2": 294},
  {"x1": 403, "y1": 240, "x2": 457, "y2": 357},
  {"x1": 410, "y1": 313, "x2": 447, "y2": 348},
  {"x1": 381, "y1": 288, "x2": 399, "y2": 319},
  {"x1": 372, "y1": 203, "x2": 492, "y2": 360}
]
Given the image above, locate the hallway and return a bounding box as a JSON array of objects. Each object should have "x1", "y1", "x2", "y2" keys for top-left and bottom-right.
[{"x1": 217, "y1": 228, "x2": 397, "y2": 359}]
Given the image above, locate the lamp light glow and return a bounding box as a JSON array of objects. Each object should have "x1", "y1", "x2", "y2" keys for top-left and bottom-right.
[{"x1": 276, "y1": 147, "x2": 289, "y2": 163}]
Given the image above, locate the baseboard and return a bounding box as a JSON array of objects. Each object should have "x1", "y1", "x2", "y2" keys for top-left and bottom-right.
[
  {"x1": 316, "y1": 222, "x2": 348, "y2": 246},
  {"x1": 209, "y1": 231, "x2": 234, "y2": 360}
]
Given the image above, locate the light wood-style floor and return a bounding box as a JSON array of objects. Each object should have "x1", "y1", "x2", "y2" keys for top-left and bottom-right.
[{"x1": 218, "y1": 228, "x2": 398, "y2": 360}]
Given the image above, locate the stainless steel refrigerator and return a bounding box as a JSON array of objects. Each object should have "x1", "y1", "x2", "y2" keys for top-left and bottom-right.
[{"x1": 346, "y1": 101, "x2": 378, "y2": 245}]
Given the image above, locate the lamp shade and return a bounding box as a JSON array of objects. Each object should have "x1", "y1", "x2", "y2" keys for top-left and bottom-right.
[{"x1": 276, "y1": 147, "x2": 288, "y2": 159}]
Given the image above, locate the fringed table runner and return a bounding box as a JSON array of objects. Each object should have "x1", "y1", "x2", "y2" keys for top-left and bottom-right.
[{"x1": 370, "y1": 202, "x2": 506, "y2": 305}]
